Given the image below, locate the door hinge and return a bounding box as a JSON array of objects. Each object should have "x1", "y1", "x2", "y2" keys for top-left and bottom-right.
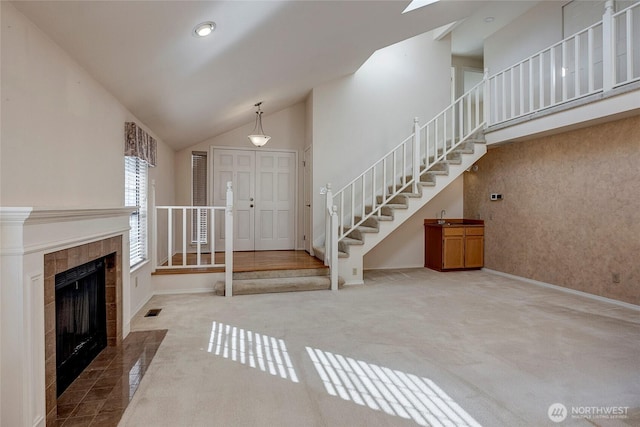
[
  {"x1": 303, "y1": 235, "x2": 306, "y2": 240},
  {"x1": 303, "y1": 160, "x2": 306, "y2": 167}
]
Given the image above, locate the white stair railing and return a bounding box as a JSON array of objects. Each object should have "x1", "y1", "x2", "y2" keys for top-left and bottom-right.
[
  {"x1": 320, "y1": 1, "x2": 639, "y2": 290},
  {"x1": 152, "y1": 181, "x2": 234, "y2": 295},
  {"x1": 322, "y1": 81, "x2": 485, "y2": 290},
  {"x1": 488, "y1": 0, "x2": 639, "y2": 126},
  {"x1": 327, "y1": 81, "x2": 485, "y2": 243}
]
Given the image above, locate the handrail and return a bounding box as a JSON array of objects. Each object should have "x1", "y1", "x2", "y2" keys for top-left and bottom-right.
[
  {"x1": 329, "y1": 80, "x2": 485, "y2": 243},
  {"x1": 152, "y1": 181, "x2": 235, "y2": 296},
  {"x1": 487, "y1": 0, "x2": 639, "y2": 126},
  {"x1": 612, "y1": 1, "x2": 640, "y2": 87},
  {"x1": 487, "y1": 21, "x2": 604, "y2": 125},
  {"x1": 155, "y1": 206, "x2": 226, "y2": 269},
  {"x1": 489, "y1": 20, "x2": 605, "y2": 81},
  {"x1": 320, "y1": 1, "x2": 639, "y2": 290}
]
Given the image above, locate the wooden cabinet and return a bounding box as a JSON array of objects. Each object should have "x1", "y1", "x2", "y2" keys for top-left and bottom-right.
[
  {"x1": 424, "y1": 220, "x2": 484, "y2": 271},
  {"x1": 443, "y1": 227, "x2": 465, "y2": 269}
]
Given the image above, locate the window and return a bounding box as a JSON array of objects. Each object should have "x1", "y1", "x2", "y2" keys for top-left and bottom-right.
[
  {"x1": 191, "y1": 151, "x2": 208, "y2": 243},
  {"x1": 125, "y1": 156, "x2": 148, "y2": 267}
]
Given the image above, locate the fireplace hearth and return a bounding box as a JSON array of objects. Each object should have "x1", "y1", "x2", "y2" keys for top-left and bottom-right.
[{"x1": 55, "y1": 257, "x2": 108, "y2": 396}]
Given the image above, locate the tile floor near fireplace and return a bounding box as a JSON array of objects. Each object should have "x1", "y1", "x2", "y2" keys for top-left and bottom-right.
[{"x1": 54, "y1": 329, "x2": 167, "y2": 427}]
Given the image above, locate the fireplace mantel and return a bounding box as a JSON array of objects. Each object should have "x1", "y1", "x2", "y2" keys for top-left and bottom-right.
[{"x1": 0, "y1": 207, "x2": 134, "y2": 427}]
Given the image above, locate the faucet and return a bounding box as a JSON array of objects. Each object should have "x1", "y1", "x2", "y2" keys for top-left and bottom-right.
[{"x1": 437, "y1": 209, "x2": 446, "y2": 224}]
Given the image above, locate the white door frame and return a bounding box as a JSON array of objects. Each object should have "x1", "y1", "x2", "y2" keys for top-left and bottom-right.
[
  {"x1": 210, "y1": 146, "x2": 298, "y2": 251},
  {"x1": 303, "y1": 146, "x2": 313, "y2": 255}
]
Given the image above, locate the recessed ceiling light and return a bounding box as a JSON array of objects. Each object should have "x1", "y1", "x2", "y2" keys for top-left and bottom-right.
[
  {"x1": 484, "y1": 16, "x2": 495, "y2": 23},
  {"x1": 193, "y1": 21, "x2": 216, "y2": 38}
]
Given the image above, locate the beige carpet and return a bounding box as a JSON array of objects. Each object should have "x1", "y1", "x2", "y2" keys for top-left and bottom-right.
[{"x1": 121, "y1": 268, "x2": 640, "y2": 426}]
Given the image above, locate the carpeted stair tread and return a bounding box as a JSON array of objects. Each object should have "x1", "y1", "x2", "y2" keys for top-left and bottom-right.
[
  {"x1": 312, "y1": 246, "x2": 349, "y2": 260},
  {"x1": 342, "y1": 237, "x2": 364, "y2": 245},
  {"x1": 374, "y1": 214, "x2": 394, "y2": 221},
  {"x1": 383, "y1": 203, "x2": 408, "y2": 209}
]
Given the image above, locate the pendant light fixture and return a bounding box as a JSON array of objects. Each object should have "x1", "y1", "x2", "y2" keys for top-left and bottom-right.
[{"x1": 248, "y1": 102, "x2": 271, "y2": 147}]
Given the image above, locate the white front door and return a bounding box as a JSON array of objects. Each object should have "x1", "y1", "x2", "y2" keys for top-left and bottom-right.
[
  {"x1": 213, "y1": 148, "x2": 296, "y2": 251},
  {"x1": 255, "y1": 151, "x2": 296, "y2": 250},
  {"x1": 213, "y1": 149, "x2": 255, "y2": 251}
]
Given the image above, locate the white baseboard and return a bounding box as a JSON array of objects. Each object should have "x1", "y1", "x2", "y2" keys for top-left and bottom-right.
[
  {"x1": 483, "y1": 268, "x2": 640, "y2": 312},
  {"x1": 131, "y1": 293, "x2": 154, "y2": 318}
]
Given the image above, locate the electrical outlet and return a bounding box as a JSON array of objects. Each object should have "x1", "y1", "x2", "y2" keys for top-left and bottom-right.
[
  {"x1": 612, "y1": 273, "x2": 620, "y2": 284},
  {"x1": 352, "y1": 268, "x2": 357, "y2": 275}
]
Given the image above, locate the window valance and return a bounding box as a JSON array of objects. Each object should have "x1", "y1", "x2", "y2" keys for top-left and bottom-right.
[{"x1": 124, "y1": 122, "x2": 157, "y2": 167}]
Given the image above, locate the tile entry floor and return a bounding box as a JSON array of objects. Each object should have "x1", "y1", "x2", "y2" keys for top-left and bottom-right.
[{"x1": 55, "y1": 329, "x2": 167, "y2": 426}]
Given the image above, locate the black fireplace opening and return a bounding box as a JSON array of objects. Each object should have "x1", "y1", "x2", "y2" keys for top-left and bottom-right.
[{"x1": 55, "y1": 257, "x2": 107, "y2": 397}]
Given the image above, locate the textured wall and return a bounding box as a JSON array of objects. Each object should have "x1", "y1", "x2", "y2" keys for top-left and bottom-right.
[{"x1": 464, "y1": 116, "x2": 640, "y2": 305}]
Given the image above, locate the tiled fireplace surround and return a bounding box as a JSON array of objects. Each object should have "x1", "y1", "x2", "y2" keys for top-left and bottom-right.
[{"x1": 43, "y1": 236, "x2": 123, "y2": 425}]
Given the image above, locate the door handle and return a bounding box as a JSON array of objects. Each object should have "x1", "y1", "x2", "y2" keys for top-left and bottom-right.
[
  {"x1": 250, "y1": 205, "x2": 254, "y2": 208},
  {"x1": 250, "y1": 197, "x2": 254, "y2": 201},
  {"x1": 306, "y1": 204, "x2": 311, "y2": 207}
]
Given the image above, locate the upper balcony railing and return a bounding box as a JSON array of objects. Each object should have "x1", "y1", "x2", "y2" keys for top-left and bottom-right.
[
  {"x1": 612, "y1": 1, "x2": 640, "y2": 87},
  {"x1": 321, "y1": 1, "x2": 639, "y2": 291},
  {"x1": 487, "y1": 0, "x2": 639, "y2": 126}
]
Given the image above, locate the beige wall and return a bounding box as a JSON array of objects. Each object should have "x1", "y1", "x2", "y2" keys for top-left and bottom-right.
[
  {"x1": 0, "y1": 2, "x2": 173, "y2": 209},
  {"x1": 312, "y1": 30, "x2": 452, "y2": 246},
  {"x1": 484, "y1": 1, "x2": 563, "y2": 76},
  {"x1": 174, "y1": 102, "x2": 306, "y2": 249},
  {"x1": 1, "y1": 2, "x2": 175, "y2": 316},
  {"x1": 465, "y1": 116, "x2": 640, "y2": 305}
]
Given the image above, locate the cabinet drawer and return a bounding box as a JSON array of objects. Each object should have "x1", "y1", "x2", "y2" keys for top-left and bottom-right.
[
  {"x1": 444, "y1": 227, "x2": 464, "y2": 236},
  {"x1": 465, "y1": 227, "x2": 484, "y2": 236}
]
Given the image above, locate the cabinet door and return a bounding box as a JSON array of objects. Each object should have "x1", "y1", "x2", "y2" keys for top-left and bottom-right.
[
  {"x1": 465, "y1": 235, "x2": 484, "y2": 268},
  {"x1": 443, "y1": 236, "x2": 465, "y2": 269}
]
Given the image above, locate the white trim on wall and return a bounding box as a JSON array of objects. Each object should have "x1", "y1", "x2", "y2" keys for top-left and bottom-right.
[{"x1": 483, "y1": 268, "x2": 640, "y2": 312}]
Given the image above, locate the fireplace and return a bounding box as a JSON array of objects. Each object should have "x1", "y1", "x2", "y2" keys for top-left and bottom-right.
[
  {"x1": 55, "y1": 257, "x2": 108, "y2": 396},
  {"x1": 0, "y1": 207, "x2": 132, "y2": 426},
  {"x1": 43, "y1": 236, "x2": 123, "y2": 426}
]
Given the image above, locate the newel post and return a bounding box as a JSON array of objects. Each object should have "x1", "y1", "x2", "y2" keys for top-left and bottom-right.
[
  {"x1": 483, "y1": 68, "x2": 491, "y2": 126},
  {"x1": 150, "y1": 179, "x2": 157, "y2": 272},
  {"x1": 330, "y1": 205, "x2": 339, "y2": 291},
  {"x1": 602, "y1": 0, "x2": 615, "y2": 91},
  {"x1": 413, "y1": 117, "x2": 421, "y2": 194},
  {"x1": 225, "y1": 181, "x2": 234, "y2": 297},
  {"x1": 322, "y1": 183, "x2": 333, "y2": 266}
]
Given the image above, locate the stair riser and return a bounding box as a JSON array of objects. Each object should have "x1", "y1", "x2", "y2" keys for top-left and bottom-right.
[
  {"x1": 215, "y1": 282, "x2": 331, "y2": 296},
  {"x1": 233, "y1": 267, "x2": 328, "y2": 280}
]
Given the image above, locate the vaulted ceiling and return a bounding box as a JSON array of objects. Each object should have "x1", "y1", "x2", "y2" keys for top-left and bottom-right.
[{"x1": 11, "y1": 0, "x2": 538, "y2": 150}]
